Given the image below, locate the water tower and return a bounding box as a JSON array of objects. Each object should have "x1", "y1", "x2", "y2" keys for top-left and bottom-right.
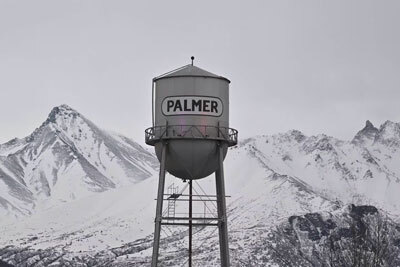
[{"x1": 145, "y1": 57, "x2": 238, "y2": 267}]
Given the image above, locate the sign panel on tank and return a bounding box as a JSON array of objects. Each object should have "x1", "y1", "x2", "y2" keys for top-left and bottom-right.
[{"x1": 162, "y1": 96, "x2": 223, "y2": 117}]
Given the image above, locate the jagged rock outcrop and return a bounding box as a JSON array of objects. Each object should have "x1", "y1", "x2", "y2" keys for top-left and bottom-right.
[
  {"x1": 352, "y1": 120, "x2": 379, "y2": 146},
  {"x1": 269, "y1": 205, "x2": 400, "y2": 267}
]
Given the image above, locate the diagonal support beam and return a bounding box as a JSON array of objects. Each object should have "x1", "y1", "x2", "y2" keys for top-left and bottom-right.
[
  {"x1": 151, "y1": 143, "x2": 167, "y2": 267},
  {"x1": 215, "y1": 143, "x2": 230, "y2": 267}
]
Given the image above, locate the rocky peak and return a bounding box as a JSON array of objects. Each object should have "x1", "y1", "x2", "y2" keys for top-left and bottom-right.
[
  {"x1": 365, "y1": 120, "x2": 374, "y2": 128},
  {"x1": 351, "y1": 120, "x2": 379, "y2": 146},
  {"x1": 287, "y1": 130, "x2": 306, "y2": 143},
  {"x1": 46, "y1": 104, "x2": 80, "y2": 124},
  {"x1": 379, "y1": 120, "x2": 400, "y2": 134},
  {"x1": 375, "y1": 120, "x2": 400, "y2": 147},
  {"x1": 302, "y1": 134, "x2": 335, "y2": 153},
  {"x1": 25, "y1": 105, "x2": 82, "y2": 143},
  {"x1": 0, "y1": 104, "x2": 158, "y2": 217}
]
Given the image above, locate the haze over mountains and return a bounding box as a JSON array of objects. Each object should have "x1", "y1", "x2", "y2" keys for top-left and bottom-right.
[{"x1": 0, "y1": 105, "x2": 400, "y2": 266}]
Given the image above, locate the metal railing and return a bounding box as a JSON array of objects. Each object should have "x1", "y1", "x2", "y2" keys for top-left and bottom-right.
[{"x1": 145, "y1": 125, "x2": 238, "y2": 147}]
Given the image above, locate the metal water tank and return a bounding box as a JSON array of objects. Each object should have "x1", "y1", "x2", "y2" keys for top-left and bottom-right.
[{"x1": 145, "y1": 61, "x2": 238, "y2": 179}]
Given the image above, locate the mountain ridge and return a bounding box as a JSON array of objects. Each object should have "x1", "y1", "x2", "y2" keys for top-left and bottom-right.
[
  {"x1": 0, "y1": 104, "x2": 158, "y2": 218},
  {"x1": 1, "y1": 106, "x2": 400, "y2": 266}
]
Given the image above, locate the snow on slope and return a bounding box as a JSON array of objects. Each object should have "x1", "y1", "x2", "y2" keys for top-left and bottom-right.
[
  {"x1": 0, "y1": 178, "x2": 158, "y2": 252},
  {"x1": 0, "y1": 105, "x2": 158, "y2": 218},
  {"x1": 235, "y1": 124, "x2": 400, "y2": 216},
  {"x1": 1, "y1": 111, "x2": 400, "y2": 265},
  {"x1": 104, "y1": 120, "x2": 400, "y2": 266},
  {"x1": 0, "y1": 132, "x2": 338, "y2": 265}
]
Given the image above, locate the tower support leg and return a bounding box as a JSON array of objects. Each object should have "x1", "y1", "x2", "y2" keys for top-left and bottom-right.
[
  {"x1": 151, "y1": 143, "x2": 167, "y2": 267},
  {"x1": 215, "y1": 144, "x2": 230, "y2": 267},
  {"x1": 189, "y1": 179, "x2": 193, "y2": 267}
]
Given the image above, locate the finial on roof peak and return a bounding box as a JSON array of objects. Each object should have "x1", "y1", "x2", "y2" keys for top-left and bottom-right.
[{"x1": 191, "y1": 56, "x2": 195, "y2": 66}]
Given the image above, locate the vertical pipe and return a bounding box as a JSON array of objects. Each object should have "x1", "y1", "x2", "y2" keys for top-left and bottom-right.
[
  {"x1": 151, "y1": 143, "x2": 167, "y2": 267},
  {"x1": 151, "y1": 79, "x2": 155, "y2": 127},
  {"x1": 215, "y1": 143, "x2": 230, "y2": 267},
  {"x1": 189, "y1": 179, "x2": 193, "y2": 267}
]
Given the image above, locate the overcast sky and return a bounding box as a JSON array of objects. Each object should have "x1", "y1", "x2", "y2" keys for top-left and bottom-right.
[{"x1": 0, "y1": 0, "x2": 399, "y2": 145}]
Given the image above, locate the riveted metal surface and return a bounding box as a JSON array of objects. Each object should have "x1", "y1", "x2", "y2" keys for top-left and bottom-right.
[{"x1": 147, "y1": 64, "x2": 235, "y2": 180}]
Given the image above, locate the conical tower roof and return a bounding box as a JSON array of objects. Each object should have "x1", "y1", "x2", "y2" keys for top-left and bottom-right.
[{"x1": 154, "y1": 64, "x2": 230, "y2": 83}]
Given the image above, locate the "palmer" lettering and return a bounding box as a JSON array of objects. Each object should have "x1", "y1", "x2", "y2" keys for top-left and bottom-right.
[{"x1": 162, "y1": 96, "x2": 223, "y2": 117}]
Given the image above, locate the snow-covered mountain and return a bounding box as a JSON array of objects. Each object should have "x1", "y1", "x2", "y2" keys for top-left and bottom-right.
[
  {"x1": 1, "y1": 107, "x2": 400, "y2": 266},
  {"x1": 235, "y1": 122, "x2": 400, "y2": 217},
  {"x1": 0, "y1": 105, "x2": 158, "y2": 218}
]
